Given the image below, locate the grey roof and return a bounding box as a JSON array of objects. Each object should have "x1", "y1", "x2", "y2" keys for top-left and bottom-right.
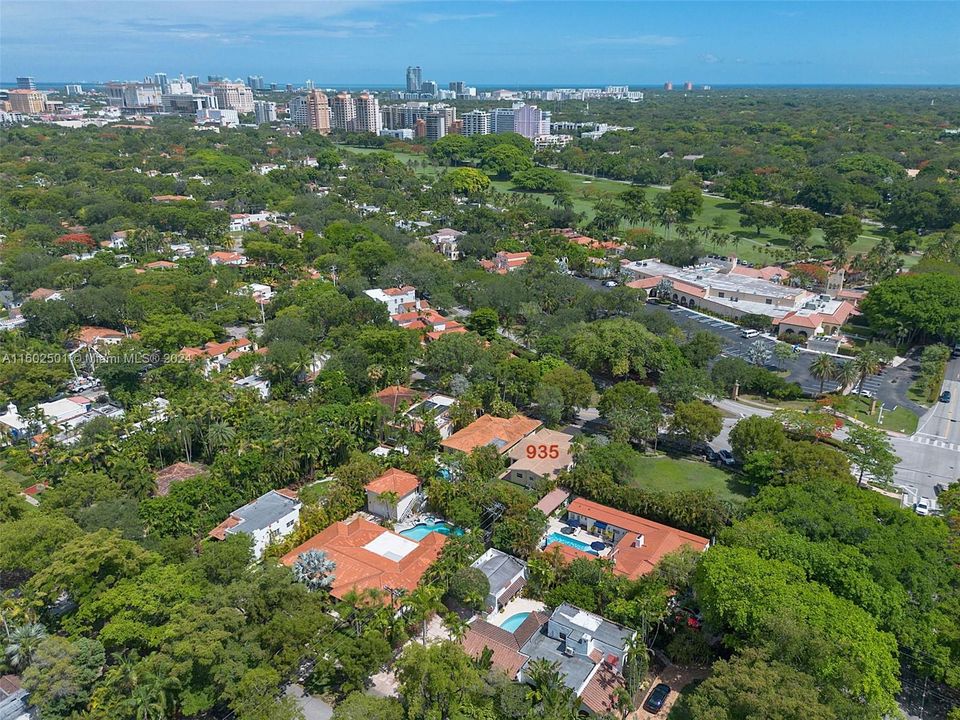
[
  {"x1": 472, "y1": 548, "x2": 526, "y2": 594},
  {"x1": 228, "y1": 490, "x2": 299, "y2": 535},
  {"x1": 551, "y1": 603, "x2": 634, "y2": 650},
  {"x1": 519, "y1": 630, "x2": 597, "y2": 691}
]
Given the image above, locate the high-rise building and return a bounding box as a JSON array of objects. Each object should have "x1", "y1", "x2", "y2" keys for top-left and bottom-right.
[
  {"x1": 63, "y1": 84, "x2": 83, "y2": 96},
  {"x1": 15, "y1": 77, "x2": 36, "y2": 90},
  {"x1": 381, "y1": 101, "x2": 430, "y2": 130},
  {"x1": 448, "y1": 81, "x2": 467, "y2": 94},
  {"x1": 420, "y1": 80, "x2": 438, "y2": 97},
  {"x1": 330, "y1": 93, "x2": 356, "y2": 131},
  {"x1": 167, "y1": 75, "x2": 193, "y2": 95},
  {"x1": 406, "y1": 66, "x2": 422, "y2": 93},
  {"x1": 683, "y1": 81, "x2": 694, "y2": 91},
  {"x1": 187, "y1": 76, "x2": 200, "y2": 89},
  {"x1": 8, "y1": 90, "x2": 45, "y2": 114},
  {"x1": 305, "y1": 90, "x2": 331, "y2": 134},
  {"x1": 425, "y1": 111, "x2": 446, "y2": 140},
  {"x1": 664, "y1": 81, "x2": 674, "y2": 91},
  {"x1": 254, "y1": 100, "x2": 277, "y2": 124},
  {"x1": 514, "y1": 104, "x2": 551, "y2": 139},
  {"x1": 163, "y1": 93, "x2": 217, "y2": 114},
  {"x1": 154, "y1": 73, "x2": 169, "y2": 93},
  {"x1": 413, "y1": 118, "x2": 427, "y2": 138},
  {"x1": 104, "y1": 82, "x2": 163, "y2": 110},
  {"x1": 461, "y1": 110, "x2": 490, "y2": 136},
  {"x1": 354, "y1": 92, "x2": 381, "y2": 134},
  {"x1": 490, "y1": 107, "x2": 515, "y2": 134},
  {"x1": 208, "y1": 82, "x2": 255, "y2": 113},
  {"x1": 247, "y1": 75, "x2": 265, "y2": 90}
]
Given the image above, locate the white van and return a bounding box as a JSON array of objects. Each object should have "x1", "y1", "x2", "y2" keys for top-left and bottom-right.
[{"x1": 741, "y1": 328, "x2": 760, "y2": 338}]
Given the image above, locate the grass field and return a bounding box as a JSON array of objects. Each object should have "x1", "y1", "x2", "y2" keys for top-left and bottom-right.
[
  {"x1": 625, "y1": 455, "x2": 753, "y2": 503},
  {"x1": 832, "y1": 394, "x2": 919, "y2": 434},
  {"x1": 340, "y1": 145, "x2": 890, "y2": 267}
]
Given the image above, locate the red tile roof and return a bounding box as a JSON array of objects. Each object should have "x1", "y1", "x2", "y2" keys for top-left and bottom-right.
[
  {"x1": 76, "y1": 326, "x2": 125, "y2": 345},
  {"x1": 534, "y1": 488, "x2": 571, "y2": 516},
  {"x1": 441, "y1": 414, "x2": 542, "y2": 455},
  {"x1": 365, "y1": 468, "x2": 420, "y2": 497},
  {"x1": 375, "y1": 385, "x2": 420, "y2": 412},
  {"x1": 580, "y1": 666, "x2": 627, "y2": 715},
  {"x1": 280, "y1": 517, "x2": 446, "y2": 600}
]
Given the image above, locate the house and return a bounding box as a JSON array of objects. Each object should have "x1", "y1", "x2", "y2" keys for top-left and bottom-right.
[
  {"x1": 154, "y1": 461, "x2": 206, "y2": 497},
  {"x1": 208, "y1": 488, "x2": 302, "y2": 559},
  {"x1": 480, "y1": 251, "x2": 532, "y2": 274},
  {"x1": 280, "y1": 517, "x2": 446, "y2": 601},
  {"x1": 180, "y1": 338, "x2": 255, "y2": 375},
  {"x1": 390, "y1": 308, "x2": 467, "y2": 343},
  {"x1": 427, "y1": 228, "x2": 465, "y2": 261},
  {"x1": 441, "y1": 414, "x2": 542, "y2": 456},
  {"x1": 375, "y1": 385, "x2": 421, "y2": 413},
  {"x1": 462, "y1": 603, "x2": 636, "y2": 716},
  {"x1": 103, "y1": 230, "x2": 129, "y2": 249},
  {"x1": 143, "y1": 260, "x2": 178, "y2": 270},
  {"x1": 232, "y1": 375, "x2": 270, "y2": 399},
  {"x1": 0, "y1": 404, "x2": 29, "y2": 443},
  {"x1": 556, "y1": 498, "x2": 710, "y2": 580},
  {"x1": 208, "y1": 251, "x2": 247, "y2": 266},
  {"x1": 403, "y1": 393, "x2": 456, "y2": 438},
  {"x1": 504, "y1": 428, "x2": 574, "y2": 489},
  {"x1": 365, "y1": 468, "x2": 421, "y2": 521},
  {"x1": 470, "y1": 548, "x2": 526, "y2": 613},
  {"x1": 0, "y1": 673, "x2": 30, "y2": 720},
  {"x1": 534, "y1": 487, "x2": 571, "y2": 517},
  {"x1": 364, "y1": 286, "x2": 420, "y2": 315},
  {"x1": 75, "y1": 326, "x2": 125, "y2": 348},
  {"x1": 26, "y1": 287, "x2": 63, "y2": 302}
]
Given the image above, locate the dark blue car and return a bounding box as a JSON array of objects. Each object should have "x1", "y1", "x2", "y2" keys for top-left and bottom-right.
[{"x1": 642, "y1": 683, "x2": 672, "y2": 714}]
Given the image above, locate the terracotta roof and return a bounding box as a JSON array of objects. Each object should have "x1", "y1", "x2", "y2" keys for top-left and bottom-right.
[
  {"x1": 365, "y1": 468, "x2": 420, "y2": 497},
  {"x1": 544, "y1": 541, "x2": 595, "y2": 564},
  {"x1": 461, "y1": 612, "x2": 550, "y2": 679},
  {"x1": 209, "y1": 251, "x2": 245, "y2": 263},
  {"x1": 76, "y1": 326, "x2": 124, "y2": 345},
  {"x1": 580, "y1": 666, "x2": 627, "y2": 715},
  {"x1": 27, "y1": 287, "x2": 59, "y2": 301},
  {"x1": 534, "y1": 487, "x2": 571, "y2": 516},
  {"x1": 729, "y1": 264, "x2": 790, "y2": 281},
  {"x1": 154, "y1": 461, "x2": 205, "y2": 496},
  {"x1": 776, "y1": 312, "x2": 822, "y2": 329},
  {"x1": 208, "y1": 515, "x2": 241, "y2": 540},
  {"x1": 280, "y1": 517, "x2": 446, "y2": 600},
  {"x1": 441, "y1": 414, "x2": 542, "y2": 455},
  {"x1": 375, "y1": 385, "x2": 420, "y2": 412},
  {"x1": 507, "y1": 429, "x2": 574, "y2": 477},
  {"x1": 143, "y1": 260, "x2": 177, "y2": 269},
  {"x1": 567, "y1": 498, "x2": 709, "y2": 579},
  {"x1": 383, "y1": 286, "x2": 415, "y2": 296},
  {"x1": 627, "y1": 276, "x2": 664, "y2": 291}
]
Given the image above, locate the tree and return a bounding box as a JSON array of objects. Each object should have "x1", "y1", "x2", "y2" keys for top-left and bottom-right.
[
  {"x1": 445, "y1": 567, "x2": 490, "y2": 611},
  {"x1": 525, "y1": 658, "x2": 581, "y2": 718},
  {"x1": 446, "y1": 167, "x2": 491, "y2": 196},
  {"x1": 746, "y1": 339, "x2": 771, "y2": 367},
  {"x1": 403, "y1": 584, "x2": 444, "y2": 645},
  {"x1": 773, "y1": 342, "x2": 794, "y2": 369},
  {"x1": 334, "y1": 693, "x2": 404, "y2": 720},
  {"x1": 464, "y1": 307, "x2": 499, "y2": 339},
  {"x1": 675, "y1": 648, "x2": 838, "y2": 720},
  {"x1": 841, "y1": 425, "x2": 900, "y2": 486},
  {"x1": 682, "y1": 331, "x2": 723, "y2": 368},
  {"x1": 668, "y1": 401, "x2": 723, "y2": 448},
  {"x1": 539, "y1": 365, "x2": 595, "y2": 420},
  {"x1": 597, "y1": 381, "x2": 663, "y2": 447},
  {"x1": 810, "y1": 354, "x2": 838, "y2": 396},
  {"x1": 779, "y1": 209, "x2": 820, "y2": 256},
  {"x1": 430, "y1": 135, "x2": 473, "y2": 165},
  {"x1": 4, "y1": 623, "x2": 47, "y2": 670},
  {"x1": 852, "y1": 349, "x2": 881, "y2": 393},
  {"x1": 739, "y1": 203, "x2": 780, "y2": 236},
  {"x1": 657, "y1": 364, "x2": 711, "y2": 407},
  {"x1": 860, "y1": 273, "x2": 960, "y2": 344},
  {"x1": 823, "y1": 214, "x2": 862, "y2": 262},
  {"x1": 21, "y1": 635, "x2": 106, "y2": 719},
  {"x1": 480, "y1": 144, "x2": 533, "y2": 179},
  {"x1": 728, "y1": 415, "x2": 788, "y2": 461},
  {"x1": 395, "y1": 641, "x2": 484, "y2": 720}
]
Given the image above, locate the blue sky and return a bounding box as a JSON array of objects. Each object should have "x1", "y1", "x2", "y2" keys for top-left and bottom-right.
[{"x1": 3, "y1": 1, "x2": 958, "y2": 85}]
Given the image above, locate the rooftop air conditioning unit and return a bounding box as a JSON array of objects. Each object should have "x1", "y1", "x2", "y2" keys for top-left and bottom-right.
[{"x1": 563, "y1": 646, "x2": 575, "y2": 657}]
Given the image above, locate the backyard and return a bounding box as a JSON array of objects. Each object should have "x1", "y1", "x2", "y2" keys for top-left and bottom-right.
[{"x1": 625, "y1": 455, "x2": 753, "y2": 503}]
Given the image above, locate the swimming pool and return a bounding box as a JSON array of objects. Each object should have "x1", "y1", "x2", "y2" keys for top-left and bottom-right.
[
  {"x1": 544, "y1": 532, "x2": 599, "y2": 555},
  {"x1": 399, "y1": 521, "x2": 461, "y2": 541},
  {"x1": 498, "y1": 612, "x2": 531, "y2": 633}
]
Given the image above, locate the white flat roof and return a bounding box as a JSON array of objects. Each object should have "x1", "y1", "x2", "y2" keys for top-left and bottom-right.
[{"x1": 364, "y1": 531, "x2": 419, "y2": 562}]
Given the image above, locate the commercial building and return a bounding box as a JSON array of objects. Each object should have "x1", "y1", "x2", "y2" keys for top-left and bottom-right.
[
  {"x1": 105, "y1": 82, "x2": 162, "y2": 110},
  {"x1": 354, "y1": 92, "x2": 382, "y2": 134},
  {"x1": 15, "y1": 76, "x2": 36, "y2": 90},
  {"x1": 196, "y1": 108, "x2": 239, "y2": 127},
  {"x1": 280, "y1": 517, "x2": 446, "y2": 601},
  {"x1": 207, "y1": 82, "x2": 254, "y2": 113},
  {"x1": 153, "y1": 72, "x2": 169, "y2": 93},
  {"x1": 254, "y1": 100, "x2": 277, "y2": 124},
  {"x1": 380, "y1": 128, "x2": 414, "y2": 140},
  {"x1": 330, "y1": 92, "x2": 356, "y2": 131},
  {"x1": 406, "y1": 65, "x2": 422, "y2": 93},
  {"x1": 514, "y1": 104, "x2": 551, "y2": 139},
  {"x1": 208, "y1": 488, "x2": 302, "y2": 559},
  {"x1": 490, "y1": 107, "x2": 515, "y2": 134},
  {"x1": 7, "y1": 89, "x2": 45, "y2": 114},
  {"x1": 163, "y1": 93, "x2": 216, "y2": 115},
  {"x1": 166, "y1": 75, "x2": 193, "y2": 94},
  {"x1": 461, "y1": 109, "x2": 490, "y2": 136}
]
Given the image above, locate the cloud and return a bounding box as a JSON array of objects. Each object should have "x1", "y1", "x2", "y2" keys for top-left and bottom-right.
[
  {"x1": 701, "y1": 53, "x2": 722, "y2": 64},
  {"x1": 417, "y1": 12, "x2": 496, "y2": 24},
  {"x1": 576, "y1": 34, "x2": 684, "y2": 47}
]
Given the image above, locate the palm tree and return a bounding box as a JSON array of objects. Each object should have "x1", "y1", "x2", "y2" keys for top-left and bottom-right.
[
  {"x1": 403, "y1": 584, "x2": 444, "y2": 645},
  {"x1": 292, "y1": 550, "x2": 337, "y2": 592},
  {"x1": 836, "y1": 361, "x2": 859, "y2": 392},
  {"x1": 4, "y1": 622, "x2": 47, "y2": 670},
  {"x1": 810, "y1": 354, "x2": 838, "y2": 396},
  {"x1": 853, "y1": 350, "x2": 881, "y2": 393},
  {"x1": 203, "y1": 420, "x2": 235, "y2": 462}
]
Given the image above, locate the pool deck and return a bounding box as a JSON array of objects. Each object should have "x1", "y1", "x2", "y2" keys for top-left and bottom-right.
[
  {"x1": 394, "y1": 512, "x2": 444, "y2": 533},
  {"x1": 487, "y1": 597, "x2": 547, "y2": 627},
  {"x1": 543, "y1": 517, "x2": 612, "y2": 557}
]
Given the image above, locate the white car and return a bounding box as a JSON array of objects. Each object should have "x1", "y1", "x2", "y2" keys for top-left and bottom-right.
[
  {"x1": 858, "y1": 389, "x2": 873, "y2": 398},
  {"x1": 603, "y1": 280, "x2": 618, "y2": 288},
  {"x1": 741, "y1": 329, "x2": 760, "y2": 338},
  {"x1": 914, "y1": 498, "x2": 932, "y2": 516}
]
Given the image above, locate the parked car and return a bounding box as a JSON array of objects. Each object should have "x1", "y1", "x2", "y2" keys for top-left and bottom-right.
[
  {"x1": 858, "y1": 389, "x2": 873, "y2": 398},
  {"x1": 934, "y1": 483, "x2": 949, "y2": 496},
  {"x1": 717, "y1": 449, "x2": 736, "y2": 466},
  {"x1": 603, "y1": 280, "x2": 618, "y2": 288},
  {"x1": 952, "y1": 344, "x2": 960, "y2": 358},
  {"x1": 741, "y1": 328, "x2": 760, "y2": 338},
  {"x1": 643, "y1": 684, "x2": 672, "y2": 714},
  {"x1": 704, "y1": 447, "x2": 718, "y2": 462},
  {"x1": 940, "y1": 390, "x2": 952, "y2": 403},
  {"x1": 915, "y1": 498, "x2": 932, "y2": 516}
]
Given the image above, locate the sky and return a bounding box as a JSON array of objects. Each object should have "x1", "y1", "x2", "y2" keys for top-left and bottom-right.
[{"x1": 3, "y1": 1, "x2": 959, "y2": 86}]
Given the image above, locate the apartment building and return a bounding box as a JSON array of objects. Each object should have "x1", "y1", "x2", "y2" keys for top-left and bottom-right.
[
  {"x1": 354, "y1": 92, "x2": 382, "y2": 134},
  {"x1": 425, "y1": 111, "x2": 446, "y2": 140},
  {"x1": 490, "y1": 107, "x2": 515, "y2": 134},
  {"x1": 514, "y1": 104, "x2": 551, "y2": 139},
  {"x1": 7, "y1": 89, "x2": 45, "y2": 114},
  {"x1": 207, "y1": 82, "x2": 255, "y2": 113},
  {"x1": 304, "y1": 90, "x2": 331, "y2": 133},
  {"x1": 330, "y1": 92, "x2": 356, "y2": 131},
  {"x1": 461, "y1": 109, "x2": 490, "y2": 136},
  {"x1": 254, "y1": 100, "x2": 277, "y2": 124}
]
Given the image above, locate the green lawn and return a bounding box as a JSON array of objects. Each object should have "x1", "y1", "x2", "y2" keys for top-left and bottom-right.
[
  {"x1": 340, "y1": 145, "x2": 889, "y2": 266},
  {"x1": 625, "y1": 456, "x2": 753, "y2": 503},
  {"x1": 831, "y1": 394, "x2": 919, "y2": 434}
]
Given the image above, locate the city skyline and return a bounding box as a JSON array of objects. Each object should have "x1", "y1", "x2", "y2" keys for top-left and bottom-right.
[{"x1": 3, "y1": 1, "x2": 959, "y2": 86}]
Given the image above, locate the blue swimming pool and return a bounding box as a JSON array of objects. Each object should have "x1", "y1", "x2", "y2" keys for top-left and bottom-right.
[
  {"x1": 399, "y1": 521, "x2": 462, "y2": 541},
  {"x1": 545, "y1": 532, "x2": 599, "y2": 555},
  {"x1": 498, "y1": 612, "x2": 531, "y2": 633}
]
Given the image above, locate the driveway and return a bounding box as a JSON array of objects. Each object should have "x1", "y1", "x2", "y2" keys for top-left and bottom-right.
[
  {"x1": 285, "y1": 684, "x2": 333, "y2": 720},
  {"x1": 630, "y1": 664, "x2": 710, "y2": 720}
]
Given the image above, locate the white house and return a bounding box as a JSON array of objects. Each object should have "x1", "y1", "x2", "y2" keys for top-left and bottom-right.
[
  {"x1": 364, "y1": 468, "x2": 421, "y2": 521},
  {"x1": 208, "y1": 489, "x2": 302, "y2": 559},
  {"x1": 427, "y1": 228, "x2": 465, "y2": 261},
  {"x1": 471, "y1": 548, "x2": 527, "y2": 613},
  {"x1": 364, "y1": 286, "x2": 420, "y2": 315},
  {"x1": 208, "y1": 251, "x2": 247, "y2": 266}
]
